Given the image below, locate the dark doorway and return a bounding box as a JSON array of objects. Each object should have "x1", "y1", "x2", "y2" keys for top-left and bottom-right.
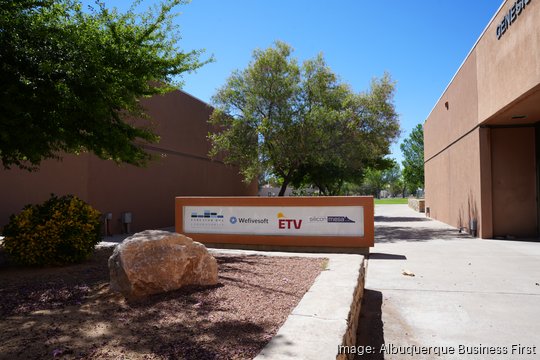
[
  {"x1": 491, "y1": 127, "x2": 537, "y2": 238},
  {"x1": 536, "y1": 123, "x2": 540, "y2": 237}
]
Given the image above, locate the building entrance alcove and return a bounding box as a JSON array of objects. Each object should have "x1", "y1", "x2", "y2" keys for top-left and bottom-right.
[{"x1": 488, "y1": 126, "x2": 538, "y2": 239}]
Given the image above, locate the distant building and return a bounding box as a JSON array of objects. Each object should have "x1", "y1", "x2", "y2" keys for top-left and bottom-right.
[
  {"x1": 257, "y1": 185, "x2": 318, "y2": 197},
  {"x1": 0, "y1": 90, "x2": 257, "y2": 234},
  {"x1": 258, "y1": 185, "x2": 293, "y2": 197},
  {"x1": 424, "y1": 0, "x2": 539, "y2": 238}
]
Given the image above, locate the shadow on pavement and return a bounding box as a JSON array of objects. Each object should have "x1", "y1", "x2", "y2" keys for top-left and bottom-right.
[
  {"x1": 369, "y1": 253, "x2": 407, "y2": 260},
  {"x1": 375, "y1": 226, "x2": 471, "y2": 243},
  {"x1": 356, "y1": 289, "x2": 384, "y2": 360},
  {"x1": 375, "y1": 216, "x2": 430, "y2": 223}
]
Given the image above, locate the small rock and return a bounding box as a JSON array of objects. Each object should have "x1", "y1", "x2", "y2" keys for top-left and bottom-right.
[
  {"x1": 52, "y1": 349, "x2": 64, "y2": 358},
  {"x1": 402, "y1": 270, "x2": 415, "y2": 277}
]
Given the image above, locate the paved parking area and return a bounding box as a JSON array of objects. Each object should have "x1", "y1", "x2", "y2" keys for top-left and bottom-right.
[{"x1": 357, "y1": 204, "x2": 540, "y2": 360}]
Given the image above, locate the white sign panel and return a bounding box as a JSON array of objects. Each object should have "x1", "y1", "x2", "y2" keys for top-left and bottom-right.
[{"x1": 183, "y1": 206, "x2": 364, "y2": 237}]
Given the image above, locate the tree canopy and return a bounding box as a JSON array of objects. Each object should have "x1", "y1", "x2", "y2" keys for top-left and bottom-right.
[
  {"x1": 209, "y1": 42, "x2": 400, "y2": 196},
  {"x1": 400, "y1": 123, "x2": 425, "y2": 193},
  {"x1": 385, "y1": 162, "x2": 406, "y2": 198},
  {"x1": 0, "y1": 0, "x2": 207, "y2": 170},
  {"x1": 360, "y1": 159, "x2": 402, "y2": 198}
]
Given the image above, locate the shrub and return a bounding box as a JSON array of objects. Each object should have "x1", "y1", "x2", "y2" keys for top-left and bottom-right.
[{"x1": 2, "y1": 194, "x2": 101, "y2": 266}]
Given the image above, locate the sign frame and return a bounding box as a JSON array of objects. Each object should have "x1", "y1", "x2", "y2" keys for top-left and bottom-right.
[{"x1": 175, "y1": 196, "x2": 374, "y2": 248}]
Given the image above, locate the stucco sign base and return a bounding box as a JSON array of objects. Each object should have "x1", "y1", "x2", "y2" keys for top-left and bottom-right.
[{"x1": 175, "y1": 196, "x2": 374, "y2": 251}]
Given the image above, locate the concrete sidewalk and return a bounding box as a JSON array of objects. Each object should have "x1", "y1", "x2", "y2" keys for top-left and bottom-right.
[{"x1": 358, "y1": 204, "x2": 540, "y2": 360}]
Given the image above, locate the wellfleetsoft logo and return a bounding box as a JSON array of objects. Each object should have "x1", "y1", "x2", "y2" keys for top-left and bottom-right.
[
  {"x1": 277, "y1": 212, "x2": 302, "y2": 229},
  {"x1": 229, "y1": 216, "x2": 268, "y2": 224}
]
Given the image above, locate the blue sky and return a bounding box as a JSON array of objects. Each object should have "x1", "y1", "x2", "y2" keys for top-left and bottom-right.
[{"x1": 96, "y1": 0, "x2": 503, "y2": 164}]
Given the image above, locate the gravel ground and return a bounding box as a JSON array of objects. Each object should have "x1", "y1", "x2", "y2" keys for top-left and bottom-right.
[{"x1": 0, "y1": 246, "x2": 325, "y2": 359}]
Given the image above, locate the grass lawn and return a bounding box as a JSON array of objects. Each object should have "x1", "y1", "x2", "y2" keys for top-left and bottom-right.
[{"x1": 374, "y1": 198, "x2": 409, "y2": 205}]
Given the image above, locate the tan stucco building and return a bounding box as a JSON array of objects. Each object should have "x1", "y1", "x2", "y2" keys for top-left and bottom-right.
[
  {"x1": 0, "y1": 91, "x2": 256, "y2": 235},
  {"x1": 424, "y1": 0, "x2": 540, "y2": 239}
]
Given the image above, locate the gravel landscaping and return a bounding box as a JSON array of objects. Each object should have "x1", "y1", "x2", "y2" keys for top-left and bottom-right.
[{"x1": 0, "y1": 245, "x2": 325, "y2": 359}]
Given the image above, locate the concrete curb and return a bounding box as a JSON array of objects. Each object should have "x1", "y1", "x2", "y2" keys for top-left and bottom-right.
[{"x1": 252, "y1": 253, "x2": 366, "y2": 360}]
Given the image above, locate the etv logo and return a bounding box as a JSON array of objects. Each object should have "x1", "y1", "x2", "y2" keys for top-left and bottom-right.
[{"x1": 277, "y1": 212, "x2": 302, "y2": 230}]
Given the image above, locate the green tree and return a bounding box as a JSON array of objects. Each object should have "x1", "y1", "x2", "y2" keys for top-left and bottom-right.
[
  {"x1": 209, "y1": 42, "x2": 300, "y2": 196},
  {"x1": 0, "y1": 0, "x2": 207, "y2": 170},
  {"x1": 362, "y1": 168, "x2": 385, "y2": 198},
  {"x1": 400, "y1": 124, "x2": 425, "y2": 194},
  {"x1": 384, "y1": 161, "x2": 406, "y2": 197},
  {"x1": 209, "y1": 42, "x2": 400, "y2": 196},
  {"x1": 295, "y1": 74, "x2": 400, "y2": 196}
]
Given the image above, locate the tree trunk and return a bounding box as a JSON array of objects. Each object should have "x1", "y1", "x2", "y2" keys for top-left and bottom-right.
[
  {"x1": 278, "y1": 178, "x2": 290, "y2": 196},
  {"x1": 315, "y1": 183, "x2": 327, "y2": 196}
]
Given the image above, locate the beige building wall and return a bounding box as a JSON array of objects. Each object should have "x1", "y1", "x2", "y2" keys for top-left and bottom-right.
[
  {"x1": 0, "y1": 155, "x2": 91, "y2": 222},
  {"x1": 424, "y1": 51, "x2": 479, "y2": 161},
  {"x1": 475, "y1": 0, "x2": 540, "y2": 123},
  {"x1": 424, "y1": 0, "x2": 540, "y2": 239},
  {"x1": 424, "y1": 47, "x2": 483, "y2": 235},
  {"x1": 425, "y1": 129, "x2": 482, "y2": 234},
  {"x1": 0, "y1": 90, "x2": 257, "y2": 234}
]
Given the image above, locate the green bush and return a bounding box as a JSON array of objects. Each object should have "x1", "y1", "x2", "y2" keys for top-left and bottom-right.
[{"x1": 2, "y1": 194, "x2": 101, "y2": 266}]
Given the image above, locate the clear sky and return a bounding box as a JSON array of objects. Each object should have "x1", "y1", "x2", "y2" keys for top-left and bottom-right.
[{"x1": 95, "y1": 0, "x2": 503, "y2": 164}]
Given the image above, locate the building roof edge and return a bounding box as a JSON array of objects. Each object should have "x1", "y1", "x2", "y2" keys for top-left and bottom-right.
[
  {"x1": 424, "y1": 0, "x2": 508, "y2": 124},
  {"x1": 178, "y1": 89, "x2": 215, "y2": 110}
]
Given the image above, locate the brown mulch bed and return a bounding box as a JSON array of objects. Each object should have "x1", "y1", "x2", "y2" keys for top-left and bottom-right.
[{"x1": 0, "y1": 246, "x2": 326, "y2": 359}]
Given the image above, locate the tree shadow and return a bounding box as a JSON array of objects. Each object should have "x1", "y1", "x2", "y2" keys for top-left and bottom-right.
[
  {"x1": 217, "y1": 274, "x2": 300, "y2": 296},
  {"x1": 216, "y1": 255, "x2": 260, "y2": 266},
  {"x1": 375, "y1": 216, "x2": 430, "y2": 223},
  {"x1": 369, "y1": 253, "x2": 407, "y2": 260},
  {"x1": 0, "y1": 247, "x2": 113, "y2": 316},
  {"x1": 1, "y1": 303, "x2": 270, "y2": 359},
  {"x1": 356, "y1": 289, "x2": 384, "y2": 360},
  {"x1": 216, "y1": 255, "x2": 261, "y2": 275},
  {"x1": 0, "y1": 250, "x2": 320, "y2": 359},
  {"x1": 375, "y1": 226, "x2": 471, "y2": 243},
  {"x1": 125, "y1": 283, "x2": 225, "y2": 309}
]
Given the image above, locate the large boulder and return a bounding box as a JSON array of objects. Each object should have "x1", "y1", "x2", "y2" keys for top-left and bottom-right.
[{"x1": 108, "y1": 230, "x2": 218, "y2": 298}]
